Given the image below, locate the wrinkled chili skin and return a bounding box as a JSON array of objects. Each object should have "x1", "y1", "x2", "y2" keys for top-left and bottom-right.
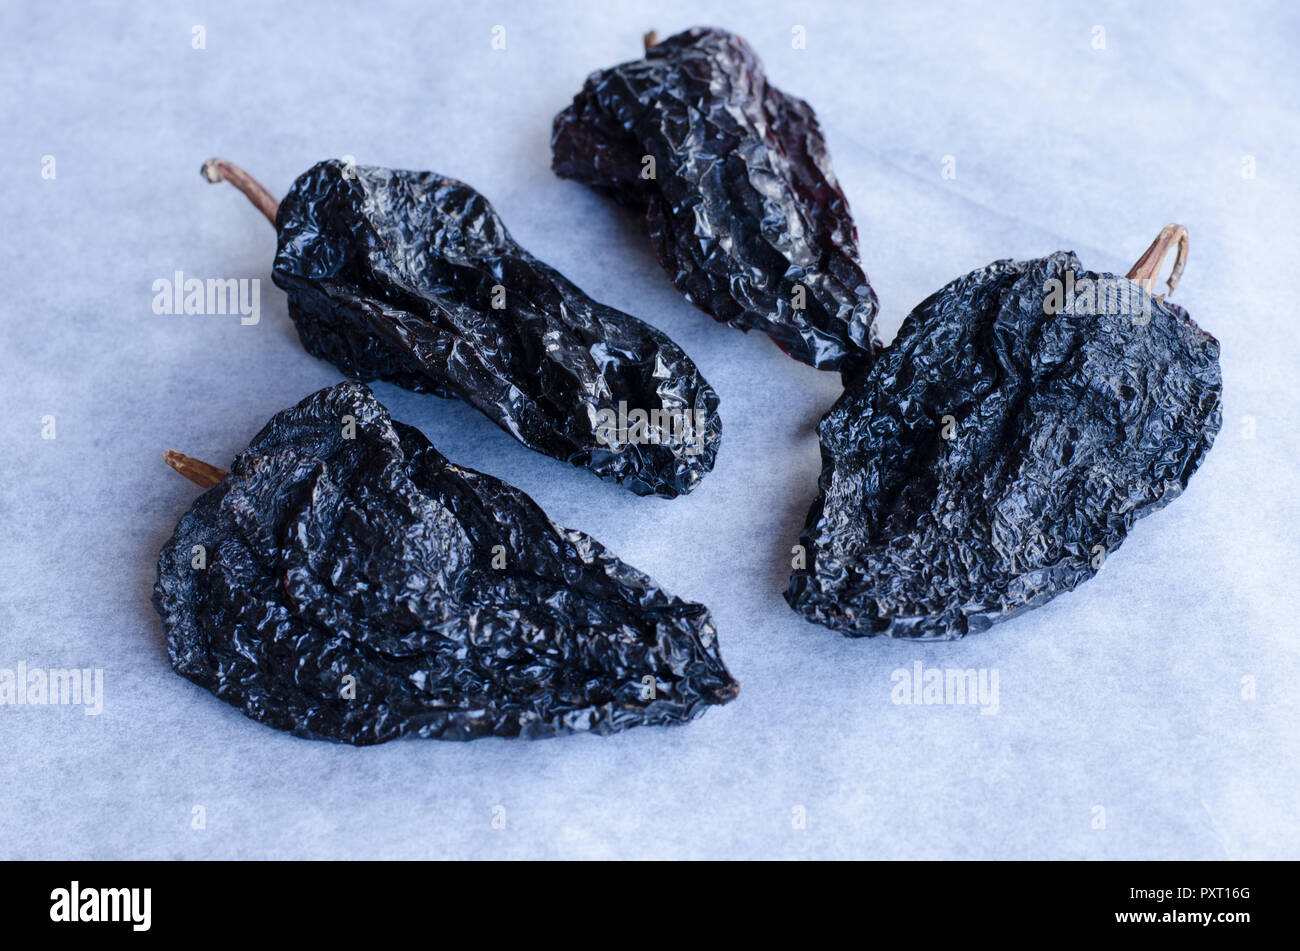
[
  {"x1": 786, "y1": 252, "x2": 1222, "y2": 640},
  {"x1": 270, "y1": 160, "x2": 721, "y2": 499},
  {"x1": 154, "y1": 383, "x2": 738, "y2": 744},
  {"x1": 551, "y1": 27, "x2": 880, "y2": 374}
]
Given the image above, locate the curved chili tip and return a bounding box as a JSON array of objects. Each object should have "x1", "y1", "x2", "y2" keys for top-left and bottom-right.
[
  {"x1": 200, "y1": 158, "x2": 279, "y2": 227},
  {"x1": 1126, "y1": 224, "x2": 1188, "y2": 300},
  {"x1": 164, "y1": 450, "x2": 228, "y2": 490}
]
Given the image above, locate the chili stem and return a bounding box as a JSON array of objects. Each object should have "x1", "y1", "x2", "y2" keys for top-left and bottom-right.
[
  {"x1": 164, "y1": 450, "x2": 228, "y2": 489},
  {"x1": 1126, "y1": 224, "x2": 1188, "y2": 299},
  {"x1": 201, "y1": 158, "x2": 279, "y2": 226}
]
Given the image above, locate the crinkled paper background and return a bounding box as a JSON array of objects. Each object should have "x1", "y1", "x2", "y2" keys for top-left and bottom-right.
[{"x1": 2, "y1": 0, "x2": 1297, "y2": 859}]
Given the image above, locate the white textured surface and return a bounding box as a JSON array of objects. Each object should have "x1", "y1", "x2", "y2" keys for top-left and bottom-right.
[{"x1": 1, "y1": 0, "x2": 1297, "y2": 859}]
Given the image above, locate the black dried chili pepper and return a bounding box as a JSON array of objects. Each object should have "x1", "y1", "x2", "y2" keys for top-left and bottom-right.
[
  {"x1": 200, "y1": 158, "x2": 721, "y2": 498},
  {"x1": 551, "y1": 27, "x2": 881, "y2": 373},
  {"x1": 786, "y1": 225, "x2": 1221, "y2": 639},
  {"x1": 154, "y1": 382, "x2": 738, "y2": 744}
]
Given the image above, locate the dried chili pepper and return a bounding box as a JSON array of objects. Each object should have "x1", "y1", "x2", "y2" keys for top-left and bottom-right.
[
  {"x1": 154, "y1": 382, "x2": 738, "y2": 744},
  {"x1": 551, "y1": 27, "x2": 881, "y2": 373},
  {"x1": 201, "y1": 158, "x2": 721, "y2": 498},
  {"x1": 786, "y1": 225, "x2": 1221, "y2": 639}
]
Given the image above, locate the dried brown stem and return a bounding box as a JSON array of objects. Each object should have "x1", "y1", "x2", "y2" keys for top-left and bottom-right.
[
  {"x1": 201, "y1": 158, "x2": 279, "y2": 226},
  {"x1": 164, "y1": 450, "x2": 228, "y2": 489},
  {"x1": 1126, "y1": 224, "x2": 1188, "y2": 300},
  {"x1": 644, "y1": 30, "x2": 658, "y2": 52}
]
